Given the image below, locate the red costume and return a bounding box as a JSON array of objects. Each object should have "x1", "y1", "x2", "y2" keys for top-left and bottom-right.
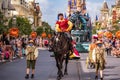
[{"x1": 55, "y1": 19, "x2": 73, "y2": 32}]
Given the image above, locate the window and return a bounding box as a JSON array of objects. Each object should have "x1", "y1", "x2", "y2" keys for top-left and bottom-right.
[{"x1": 20, "y1": 0, "x2": 23, "y2": 4}]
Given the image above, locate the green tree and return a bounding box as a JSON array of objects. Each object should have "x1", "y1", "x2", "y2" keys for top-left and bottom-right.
[
  {"x1": 0, "y1": 11, "x2": 8, "y2": 34},
  {"x1": 36, "y1": 27, "x2": 43, "y2": 35},
  {"x1": 36, "y1": 21, "x2": 54, "y2": 36},
  {"x1": 8, "y1": 17, "x2": 32, "y2": 35},
  {"x1": 111, "y1": 23, "x2": 120, "y2": 35}
]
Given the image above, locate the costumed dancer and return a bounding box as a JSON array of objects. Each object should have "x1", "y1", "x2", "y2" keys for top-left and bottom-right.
[
  {"x1": 92, "y1": 41, "x2": 106, "y2": 80},
  {"x1": 25, "y1": 40, "x2": 38, "y2": 79}
]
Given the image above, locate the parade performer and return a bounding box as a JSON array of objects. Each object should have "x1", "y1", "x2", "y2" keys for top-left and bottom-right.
[
  {"x1": 56, "y1": 13, "x2": 73, "y2": 32},
  {"x1": 25, "y1": 40, "x2": 38, "y2": 79},
  {"x1": 69, "y1": 40, "x2": 80, "y2": 59},
  {"x1": 87, "y1": 38, "x2": 97, "y2": 68},
  {"x1": 92, "y1": 41, "x2": 106, "y2": 80},
  {"x1": 55, "y1": 13, "x2": 74, "y2": 56}
]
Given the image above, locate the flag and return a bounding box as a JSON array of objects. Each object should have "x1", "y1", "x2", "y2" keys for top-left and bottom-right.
[
  {"x1": 74, "y1": 0, "x2": 76, "y2": 6},
  {"x1": 57, "y1": 15, "x2": 59, "y2": 20},
  {"x1": 68, "y1": 0, "x2": 72, "y2": 7},
  {"x1": 64, "y1": 13, "x2": 67, "y2": 19},
  {"x1": 95, "y1": 15, "x2": 98, "y2": 21}
]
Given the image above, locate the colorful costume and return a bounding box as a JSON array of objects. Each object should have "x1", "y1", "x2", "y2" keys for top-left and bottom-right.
[
  {"x1": 56, "y1": 19, "x2": 73, "y2": 32},
  {"x1": 88, "y1": 43, "x2": 96, "y2": 62},
  {"x1": 26, "y1": 45, "x2": 38, "y2": 69},
  {"x1": 70, "y1": 40, "x2": 80, "y2": 59},
  {"x1": 92, "y1": 47, "x2": 106, "y2": 70}
]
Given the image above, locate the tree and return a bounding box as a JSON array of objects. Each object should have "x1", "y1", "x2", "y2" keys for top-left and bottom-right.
[
  {"x1": 112, "y1": 23, "x2": 120, "y2": 35},
  {"x1": 0, "y1": 11, "x2": 8, "y2": 34},
  {"x1": 36, "y1": 27, "x2": 43, "y2": 35},
  {"x1": 36, "y1": 21, "x2": 54, "y2": 36},
  {"x1": 8, "y1": 17, "x2": 32, "y2": 35},
  {"x1": 92, "y1": 22, "x2": 101, "y2": 34}
]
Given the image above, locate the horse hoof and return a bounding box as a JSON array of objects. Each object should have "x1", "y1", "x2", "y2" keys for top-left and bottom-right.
[
  {"x1": 61, "y1": 74, "x2": 64, "y2": 77},
  {"x1": 57, "y1": 76, "x2": 61, "y2": 80},
  {"x1": 64, "y1": 72, "x2": 68, "y2": 75}
]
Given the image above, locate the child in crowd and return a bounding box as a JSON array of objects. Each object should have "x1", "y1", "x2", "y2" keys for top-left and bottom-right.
[{"x1": 4, "y1": 48, "x2": 10, "y2": 60}]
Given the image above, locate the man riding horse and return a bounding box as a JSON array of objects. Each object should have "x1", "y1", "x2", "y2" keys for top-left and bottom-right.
[{"x1": 50, "y1": 13, "x2": 73, "y2": 80}]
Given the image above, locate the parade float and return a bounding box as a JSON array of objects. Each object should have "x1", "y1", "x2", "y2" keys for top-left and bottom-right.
[{"x1": 68, "y1": 0, "x2": 92, "y2": 53}]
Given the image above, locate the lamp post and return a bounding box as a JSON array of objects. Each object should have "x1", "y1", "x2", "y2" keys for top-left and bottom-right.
[
  {"x1": 118, "y1": 21, "x2": 120, "y2": 28},
  {"x1": 12, "y1": 15, "x2": 16, "y2": 27},
  {"x1": 43, "y1": 27, "x2": 45, "y2": 32}
]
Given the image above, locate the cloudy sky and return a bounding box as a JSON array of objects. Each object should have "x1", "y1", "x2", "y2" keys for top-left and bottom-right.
[{"x1": 37, "y1": 0, "x2": 115, "y2": 28}]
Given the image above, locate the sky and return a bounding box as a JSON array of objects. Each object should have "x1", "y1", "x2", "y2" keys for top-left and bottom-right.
[{"x1": 37, "y1": 0, "x2": 115, "y2": 29}]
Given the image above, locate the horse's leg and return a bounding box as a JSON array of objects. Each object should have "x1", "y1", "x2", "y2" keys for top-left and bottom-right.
[
  {"x1": 59, "y1": 54, "x2": 64, "y2": 77},
  {"x1": 55, "y1": 53, "x2": 62, "y2": 80},
  {"x1": 58, "y1": 54, "x2": 64, "y2": 80},
  {"x1": 64, "y1": 52, "x2": 69, "y2": 75},
  {"x1": 54, "y1": 53, "x2": 60, "y2": 75}
]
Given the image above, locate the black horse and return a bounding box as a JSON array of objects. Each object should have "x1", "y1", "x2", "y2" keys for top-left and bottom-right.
[{"x1": 49, "y1": 32, "x2": 72, "y2": 80}]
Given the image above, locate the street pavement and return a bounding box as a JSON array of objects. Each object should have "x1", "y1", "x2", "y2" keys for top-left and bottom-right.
[
  {"x1": 80, "y1": 53, "x2": 120, "y2": 80},
  {"x1": 0, "y1": 48, "x2": 120, "y2": 80},
  {"x1": 0, "y1": 49, "x2": 81, "y2": 80}
]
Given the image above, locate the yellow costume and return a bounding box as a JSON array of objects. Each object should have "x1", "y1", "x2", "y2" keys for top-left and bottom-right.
[{"x1": 55, "y1": 19, "x2": 73, "y2": 32}]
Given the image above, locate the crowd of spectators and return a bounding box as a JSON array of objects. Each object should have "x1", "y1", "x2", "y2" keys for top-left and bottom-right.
[
  {"x1": 0, "y1": 35, "x2": 49, "y2": 63},
  {"x1": 103, "y1": 37, "x2": 120, "y2": 57}
]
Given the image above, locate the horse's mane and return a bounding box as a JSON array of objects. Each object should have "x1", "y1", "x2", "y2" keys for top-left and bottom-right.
[{"x1": 49, "y1": 32, "x2": 72, "y2": 53}]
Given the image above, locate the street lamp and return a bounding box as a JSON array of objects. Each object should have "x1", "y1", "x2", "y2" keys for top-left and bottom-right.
[
  {"x1": 48, "y1": 29, "x2": 51, "y2": 33},
  {"x1": 43, "y1": 27, "x2": 45, "y2": 32},
  {"x1": 12, "y1": 15, "x2": 16, "y2": 27},
  {"x1": 118, "y1": 21, "x2": 120, "y2": 28}
]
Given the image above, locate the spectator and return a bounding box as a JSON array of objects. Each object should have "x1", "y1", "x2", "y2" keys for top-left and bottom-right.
[
  {"x1": 16, "y1": 39, "x2": 23, "y2": 59},
  {"x1": 22, "y1": 38, "x2": 26, "y2": 56},
  {"x1": 44, "y1": 39, "x2": 48, "y2": 47},
  {"x1": 4, "y1": 48, "x2": 10, "y2": 60}
]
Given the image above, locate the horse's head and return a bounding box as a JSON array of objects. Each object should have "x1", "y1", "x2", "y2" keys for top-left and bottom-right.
[
  {"x1": 48, "y1": 32, "x2": 62, "y2": 52},
  {"x1": 48, "y1": 32, "x2": 71, "y2": 53}
]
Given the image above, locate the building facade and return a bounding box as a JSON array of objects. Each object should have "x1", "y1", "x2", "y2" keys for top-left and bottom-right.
[
  {"x1": 0, "y1": 0, "x2": 42, "y2": 27},
  {"x1": 67, "y1": 0, "x2": 86, "y2": 16},
  {"x1": 99, "y1": 0, "x2": 109, "y2": 28},
  {"x1": 96, "y1": 0, "x2": 120, "y2": 30},
  {"x1": 11, "y1": 0, "x2": 42, "y2": 27},
  {"x1": 0, "y1": 0, "x2": 2, "y2": 11},
  {"x1": 111, "y1": 0, "x2": 120, "y2": 23}
]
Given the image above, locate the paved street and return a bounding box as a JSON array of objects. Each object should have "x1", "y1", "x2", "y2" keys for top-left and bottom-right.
[
  {"x1": 80, "y1": 54, "x2": 120, "y2": 80},
  {"x1": 0, "y1": 49, "x2": 81, "y2": 80},
  {"x1": 0, "y1": 49, "x2": 120, "y2": 80}
]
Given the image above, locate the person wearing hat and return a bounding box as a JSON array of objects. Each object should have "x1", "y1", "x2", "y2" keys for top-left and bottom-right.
[
  {"x1": 25, "y1": 40, "x2": 38, "y2": 79},
  {"x1": 92, "y1": 41, "x2": 106, "y2": 80}
]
